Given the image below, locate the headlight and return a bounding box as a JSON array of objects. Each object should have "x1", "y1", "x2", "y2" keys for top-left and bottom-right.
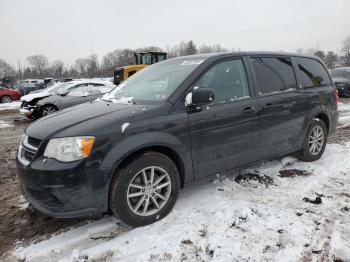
[{"x1": 43, "y1": 137, "x2": 95, "y2": 162}]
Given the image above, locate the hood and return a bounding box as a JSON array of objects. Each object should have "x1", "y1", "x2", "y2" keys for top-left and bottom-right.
[
  {"x1": 26, "y1": 101, "x2": 157, "y2": 140},
  {"x1": 21, "y1": 91, "x2": 52, "y2": 102},
  {"x1": 333, "y1": 77, "x2": 350, "y2": 85}
]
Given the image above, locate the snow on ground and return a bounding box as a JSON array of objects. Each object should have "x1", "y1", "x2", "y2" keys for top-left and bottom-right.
[
  {"x1": 0, "y1": 120, "x2": 13, "y2": 128},
  {"x1": 338, "y1": 102, "x2": 350, "y2": 113},
  {"x1": 13, "y1": 142, "x2": 350, "y2": 262},
  {"x1": 338, "y1": 102, "x2": 350, "y2": 128},
  {"x1": 0, "y1": 101, "x2": 21, "y2": 111}
]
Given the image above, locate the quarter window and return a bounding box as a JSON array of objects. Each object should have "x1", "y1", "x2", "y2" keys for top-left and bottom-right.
[
  {"x1": 251, "y1": 57, "x2": 297, "y2": 95},
  {"x1": 293, "y1": 57, "x2": 331, "y2": 88},
  {"x1": 195, "y1": 59, "x2": 250, "y2": 104}
]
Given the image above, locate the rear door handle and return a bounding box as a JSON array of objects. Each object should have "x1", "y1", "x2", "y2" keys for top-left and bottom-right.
[{"x1": 241, "y1": 106, "x2": 257, "y2": 114}]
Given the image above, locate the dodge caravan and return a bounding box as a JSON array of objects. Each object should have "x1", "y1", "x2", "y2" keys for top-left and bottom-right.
[{"x1": 17, "y1": 52, "x2": 338, "y2": 226}]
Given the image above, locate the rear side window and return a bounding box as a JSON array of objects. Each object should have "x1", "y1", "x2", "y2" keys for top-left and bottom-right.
[
  {"x1": 251, "y1": 57, "x2": 297, "y2": 95},
  {"x1": 293, "y1": 57, "x2": 331, "y2": 88}
]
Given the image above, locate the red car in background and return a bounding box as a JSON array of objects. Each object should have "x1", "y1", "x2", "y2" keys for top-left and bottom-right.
[{"x1": 0, "y1": 87, "x2": 21, "y2": 103}]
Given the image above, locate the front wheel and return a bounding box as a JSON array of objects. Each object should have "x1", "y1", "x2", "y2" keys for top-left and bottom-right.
[
  {"x1": 109, "y1": 152, "x2": 180, "y2": 227},
  {"x1": 0, "y1": 95, "x2": 12, "y2": 103},
  {"x1": 40, "y1": 104, "x2": 58, "y2": 117},
  {"x1": 296, "y1": 118, "x2": 327, "y2": 162}
]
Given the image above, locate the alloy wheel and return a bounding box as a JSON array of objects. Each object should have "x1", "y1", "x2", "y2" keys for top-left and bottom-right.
[
  {"x1": 1, "y1": 96, "x2": 12, "y2": 103},
  {"x1": 127, "y1": 166, "x2": 171, "y2": 216},
  {"x1": 308, "y1": 125, "x2": 324, "y2": 155},
  {"x1": 42, "y1": 106, "x2": 57, "y2": 116}
]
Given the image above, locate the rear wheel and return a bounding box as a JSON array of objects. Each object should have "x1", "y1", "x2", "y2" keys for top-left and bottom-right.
[
  {"x1": 109, "y1": 152, "x2": 180, "y2": 227},
  {"x1": 0, "y1": 95, "x2": 12, "y2": 103},
  {"x1": 296, "y1": 118, "x2": 327, "y2": 162},
  {"x1": 40, "y1": 104, "x2": 58, "y2": 117}
]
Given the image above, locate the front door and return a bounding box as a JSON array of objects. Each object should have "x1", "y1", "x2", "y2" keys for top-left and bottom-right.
[{"x1": 188, "y1": 58, "x2": 260, "y2": 179}]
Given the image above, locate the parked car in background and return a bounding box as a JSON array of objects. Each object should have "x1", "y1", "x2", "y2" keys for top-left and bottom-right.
[
  {"x1": 330, "y1": 67, "x2": 350, "y2": 97},
  {"x1": 21, "y1": 80, "x2": 115, "y2": 118},
  {"x1": 0, "y1": 87, "x2": 21, "y2": 103},
  {"x1": 17, "y1": 52, "x2": 338, "y2": 227},
  {"x1": 13, "y1": 82, "x2": 44, "y2": 96}
]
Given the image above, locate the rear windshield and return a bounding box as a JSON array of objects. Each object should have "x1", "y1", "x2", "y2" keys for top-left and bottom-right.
[{"x1": 293, "y1": 57, "x2": 331, "y2": 88}]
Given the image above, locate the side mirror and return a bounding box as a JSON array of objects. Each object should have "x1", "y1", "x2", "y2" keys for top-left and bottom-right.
[{"x1": 186, "y1": 88, "x2": 214, "y2": 107}]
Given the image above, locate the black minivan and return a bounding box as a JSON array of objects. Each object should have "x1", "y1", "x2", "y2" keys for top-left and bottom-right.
[{"x1": 17, "y1": 52, "x2": 338, "y2": 226}]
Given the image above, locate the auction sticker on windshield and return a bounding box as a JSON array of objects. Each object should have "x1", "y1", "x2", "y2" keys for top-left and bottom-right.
[{"x1": 180, "y1": 60, "x2": 204, "y2": 65}]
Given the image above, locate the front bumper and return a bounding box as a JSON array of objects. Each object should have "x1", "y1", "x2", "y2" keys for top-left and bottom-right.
[
  {"x1": 16, "y1": 155, "x2": 111, "y2": 218},
  {"x1": 20, "y1": 104, "x2": 39, "y2": 118}
]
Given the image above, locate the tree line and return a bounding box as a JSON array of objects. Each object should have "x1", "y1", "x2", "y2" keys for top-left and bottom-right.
[{"x1": 1, "y1": 37, "x2": 350, "y2": 81}]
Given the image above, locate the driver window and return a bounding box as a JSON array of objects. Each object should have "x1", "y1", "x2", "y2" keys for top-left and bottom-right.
[
  {"x1": 194, "y1": 59, "x2": 250, "y2": 104},
  {"x1": 68, "y1": 83, "x2": 90, "y2": 96}
]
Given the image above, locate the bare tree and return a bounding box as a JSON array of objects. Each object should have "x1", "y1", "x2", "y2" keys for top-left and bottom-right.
[
  {"x1": 314, "y1": 50, "x2": 326, "y2": 61},
  {"x1": 136, "y1": 46, "x2": 163, "y2": 52},
  {"x1": 166, "y1": 41, "x2": 188, "y2": 58},
  {"x1": 185, "y1": 40, "x2": 198, "y2": 55},
  {"x1": 198, "y1": 43, "x2": 228, "y2": 54},
  {"x1": 342, "y1": 36, "x2": 350, "y2": 66},
  {"x1": 74, "y1": 58, "x2": 89, "y2": 77},
  {"x1": 52, "y1": 60, "x2": 64, "y2": 79},
  {"x1": 325, "y1": 51, "x2": 337, "y2": 68},
  {"x1": 86, "y1": 54, "x2": 99, "y2": 78},
  {"x1": 0, "y1": 58, "x2": 15, "y2": 77},
  {"x1": 26, "y1": 55, "x2": 49, "y2": 77}
]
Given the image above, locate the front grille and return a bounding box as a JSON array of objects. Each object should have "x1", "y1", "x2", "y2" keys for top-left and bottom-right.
[
  {"x1": 18, "y1": 135, "x2": 42, "y2": 165},
  {"x1": 28, "y1": 136, "x2": 41, "y2": 148},
  {"x1": 24, "y1": 150, "x2": 36, "y2": 161}
]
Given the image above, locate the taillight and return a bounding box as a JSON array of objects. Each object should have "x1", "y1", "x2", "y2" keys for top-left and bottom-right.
[{"x1": 335, "y1": 88, "x2": 339, "y2": 103}]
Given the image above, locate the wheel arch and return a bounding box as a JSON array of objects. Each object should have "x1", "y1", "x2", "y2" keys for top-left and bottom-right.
[
  {"x1": 314, "y1": 113, "x2": 330, "y2": 134},
  {"x1": 102, "y1": 132, "x2": 193, "y2": 194},
  {"x1": 112, "y1": 145, "x2": 186, "y2": 189}
]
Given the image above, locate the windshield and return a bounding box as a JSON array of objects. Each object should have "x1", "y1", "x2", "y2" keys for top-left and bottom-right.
[
  {"x1": 103, "y1": 58, "x2": 205, "y2": 104},
  {"x1": 46, "y1": 82, "x2": 72, "y2": 93},
  {"x1": 330, "y1": 68, "x2": 350, "y2": 78}
]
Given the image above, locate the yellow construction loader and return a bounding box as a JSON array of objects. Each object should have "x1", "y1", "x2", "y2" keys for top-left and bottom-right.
[{"x1": 113, "y1": 51, "x2": 167, "y2": 85}]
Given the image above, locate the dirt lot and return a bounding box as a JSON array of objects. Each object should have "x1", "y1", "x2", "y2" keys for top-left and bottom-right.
[
  {"x1": 0, "y1": 110, "x2": 95, "y2": 259},
  {"x1": 0, "y1": 100, "x2": 349, "y2": 260}
]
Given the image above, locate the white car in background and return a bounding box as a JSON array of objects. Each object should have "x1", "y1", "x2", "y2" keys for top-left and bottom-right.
[{"x1": 20, "y1": 80, "x2": 116, "y2": 118}]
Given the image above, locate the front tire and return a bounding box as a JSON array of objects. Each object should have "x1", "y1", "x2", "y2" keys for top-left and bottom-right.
[
  {"x1": 0, "y1": 95, "x2": 12, "y2": 103},
  {"x1": 297, "y1": 118, "x2": 327, "y2": 162},
  {"x1": 40, "y1": 104, "x2": 58, "y2": 117},
  {"x1": 109, "y1": 152, "x2": 180, "y2": 227}
]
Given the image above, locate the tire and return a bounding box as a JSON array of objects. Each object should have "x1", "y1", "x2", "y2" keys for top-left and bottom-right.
[
  {"x1": 40, "y1": 104, "x2": 58, "y2": 117},
  {"x1": 0, "y1": 95, "x2": 12, "y2": 103},
  {"x1": 109, "y1": 151, "x2": 180, "y2": 227},
  {"x1": 296, "y1": 118, "x2": 327, "y2": 162}
]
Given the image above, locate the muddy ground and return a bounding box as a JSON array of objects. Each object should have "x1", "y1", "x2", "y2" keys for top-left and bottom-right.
[
  {"x1": 0, "y1": 111, "x2": 95, "y2": 259},
  {"x1": 0, "y1": 100, "x2": 349, "y2": 259}
]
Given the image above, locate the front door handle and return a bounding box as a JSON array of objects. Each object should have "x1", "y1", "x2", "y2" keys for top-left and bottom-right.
[
  {"x1": 263, "y1": 103, "x2": 274, "y2": 109},
  {"x1": 241, "y1": 106, "x2": 257, "y2": 114}
]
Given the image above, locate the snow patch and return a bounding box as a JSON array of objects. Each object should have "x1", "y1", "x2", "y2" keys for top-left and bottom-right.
[
  {"x1": 0, "y1": 101, "x2": 21, "y2": 111},
  {"x1": 12, "y1": 143, "x2": 350, "y2": 261},
  {"x1": 121, "y1": 123, "x2": 130, "y2": 134},
  {"x1": 0, "y1": 120, "x2": 13, "y2": 128}
]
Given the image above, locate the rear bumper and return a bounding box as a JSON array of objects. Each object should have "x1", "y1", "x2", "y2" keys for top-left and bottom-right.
[{"x1": 16, "y1": 156, "x2": 111, "y2": 218}]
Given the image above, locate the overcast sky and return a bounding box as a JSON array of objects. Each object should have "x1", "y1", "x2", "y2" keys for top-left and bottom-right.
[{"x1": 0, "y1": 0, "x2": 349, "y2": 66}]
